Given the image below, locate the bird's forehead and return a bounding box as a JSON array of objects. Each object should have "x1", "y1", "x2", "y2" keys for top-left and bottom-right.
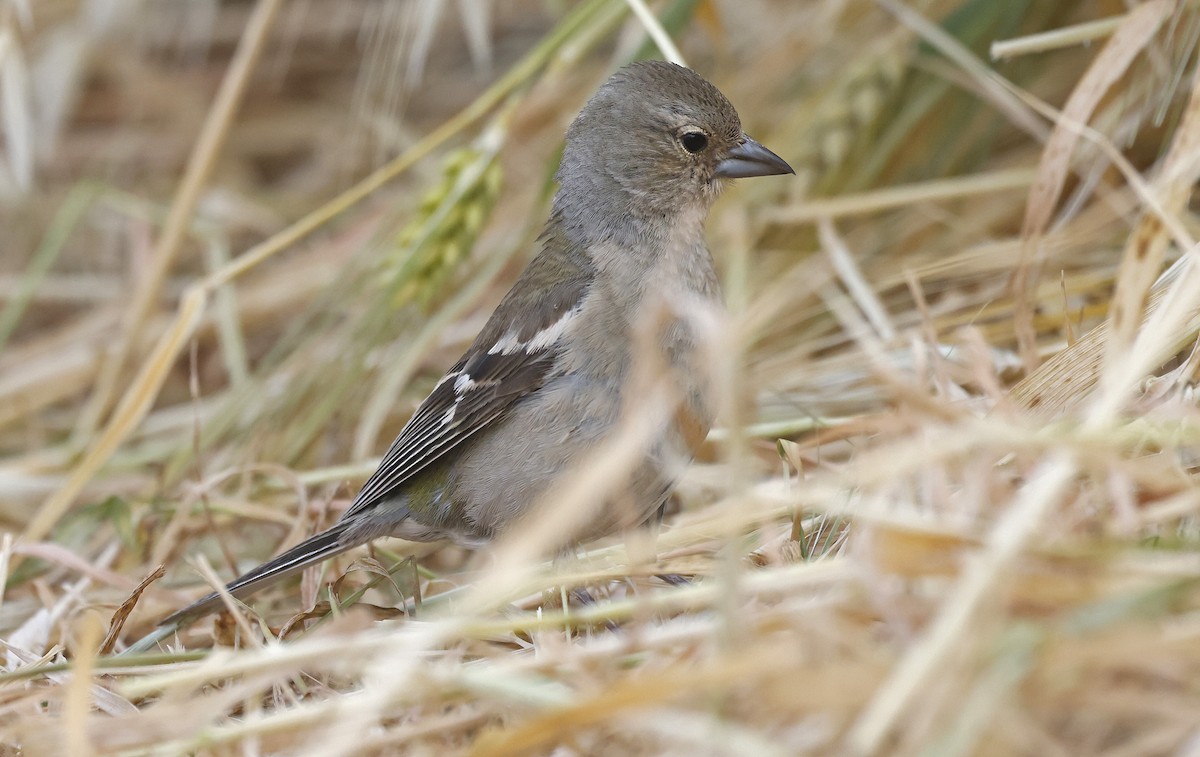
[{"x1": 661, "y1": 99, "x2": 740, "y2": 133}]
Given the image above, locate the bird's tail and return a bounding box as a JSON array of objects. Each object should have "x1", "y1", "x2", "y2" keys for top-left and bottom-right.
[{"x1": 157, "y1": 521, "x2": 357, "y2": 628}]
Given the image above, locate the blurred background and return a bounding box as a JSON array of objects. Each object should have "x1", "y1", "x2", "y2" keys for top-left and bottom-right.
[{"x1": 3, "y1": 1, "x2": 1200, "y2": 754}]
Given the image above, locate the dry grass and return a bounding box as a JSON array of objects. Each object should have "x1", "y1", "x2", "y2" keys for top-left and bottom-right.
[{"x1": 3, "y1": 0, "x2": 1200, "y2": 754}]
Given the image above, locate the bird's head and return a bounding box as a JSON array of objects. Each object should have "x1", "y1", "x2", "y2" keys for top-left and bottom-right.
[{"x1": 558, "y1": 60, "x2": 793, "y2": 222}]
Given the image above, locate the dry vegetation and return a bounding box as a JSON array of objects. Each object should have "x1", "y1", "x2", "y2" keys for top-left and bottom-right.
[{"x1": 3, "y1": 0, "x2": 1200, "y2": 754}]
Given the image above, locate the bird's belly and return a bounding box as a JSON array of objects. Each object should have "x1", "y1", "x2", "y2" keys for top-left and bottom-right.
[{"x1": 439, "y1": 373, "x2": 691, "y2": 548}]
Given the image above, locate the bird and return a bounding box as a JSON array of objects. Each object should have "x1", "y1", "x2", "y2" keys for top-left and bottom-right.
[{"x1": 154, "y1": 60, "x2": 793, "y2": 634}]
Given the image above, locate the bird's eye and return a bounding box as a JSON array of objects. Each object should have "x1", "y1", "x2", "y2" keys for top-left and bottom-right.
[{"x1": 679, "y1": 131, "x2": 708, "y2": 154}]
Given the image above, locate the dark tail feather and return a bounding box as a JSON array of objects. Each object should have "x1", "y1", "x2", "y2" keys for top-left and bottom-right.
[{"x1": 158, "y1": 522, "x2": 357, "y2": 628}]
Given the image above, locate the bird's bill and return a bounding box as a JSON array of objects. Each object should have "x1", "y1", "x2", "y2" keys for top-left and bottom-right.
[{"x1": 715, "y1": 135, "x2": 794, "y2": 179}]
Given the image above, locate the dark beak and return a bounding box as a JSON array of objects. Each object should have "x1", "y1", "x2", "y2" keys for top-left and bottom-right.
[{"x1": 715, "y1": 134, "x2": 794, "y2": 179}]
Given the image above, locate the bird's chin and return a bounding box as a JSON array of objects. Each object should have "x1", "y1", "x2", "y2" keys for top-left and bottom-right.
[{"x1": 703, "y1": 177, "x2": 727, "y2": 200}]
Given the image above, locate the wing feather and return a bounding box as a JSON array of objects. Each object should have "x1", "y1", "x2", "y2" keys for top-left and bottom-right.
[
  {"x1": 340, "y1": 223, "x2": 594, "y2": 522},
  {"x1": 343, "y1": 349, "x2": 557, "y2": 518}
]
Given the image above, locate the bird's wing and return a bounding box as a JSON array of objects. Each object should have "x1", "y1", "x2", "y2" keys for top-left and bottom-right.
[
  {"x1": 150, "y1": 343, "x2": 569, "y2": 630},
  {"x1": 342, "y1": 231, "x2": 594, "y2": 520},
  {"x1": 342, "y1": 347, "x2": 558, "y2": 519}
]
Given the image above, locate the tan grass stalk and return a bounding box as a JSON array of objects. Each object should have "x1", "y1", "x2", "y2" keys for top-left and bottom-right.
[
  {"x1": 991, "y1": 14, "x2": 1127, "y2": 60},
  {"x1": 75, "y1": 0, "x2": 284, "y2": 443}
]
